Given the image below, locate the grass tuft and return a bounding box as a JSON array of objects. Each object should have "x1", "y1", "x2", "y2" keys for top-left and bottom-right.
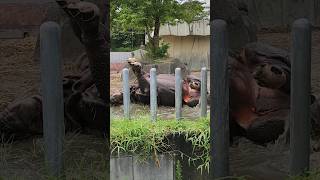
[{"x1": 111, "y1": 116, "x2": 210, "y2": 173}]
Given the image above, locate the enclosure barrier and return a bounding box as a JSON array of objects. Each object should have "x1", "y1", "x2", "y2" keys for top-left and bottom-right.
[
  {"x1": 119, "y1": 18, "x2": 311, "y2": 179},
  {"x1": 121, "y1": 67, "x2": 208, "y2": 121},
  {"x1": 40, "y1": 21, "x2": 65, "y2": 177},
  {"x1": 290, "y1": 18, "x2": 311, "y2": 175},
  {"x1": 150, "y1": 68, "x2": 157, "y2": 122},
  {"x1": 175, "y1": 68, "x2": 183, "y2": 120},
  {"x1": 122, "y1": 68, "x2": 130, "y2": 120},
  {"x1": 210, "y1": 19, "x2": 230, "y2": 178}
]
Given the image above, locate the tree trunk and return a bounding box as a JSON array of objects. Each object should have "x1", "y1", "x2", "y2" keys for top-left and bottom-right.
[{"x1": 153, "y1": 16, "x2": 161, "y2": 50}]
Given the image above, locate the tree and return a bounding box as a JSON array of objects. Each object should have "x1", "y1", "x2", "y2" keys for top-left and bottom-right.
[{"x1": 111, "y1": 0, "x2": 206, "y2": 59}]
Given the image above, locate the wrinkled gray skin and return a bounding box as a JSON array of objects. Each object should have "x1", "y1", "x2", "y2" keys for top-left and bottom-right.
[
  {"x1": 230, "y1": 42, "x2": 320, "y2": 145},
  {"x1": 0, "y1": 0, "x2": 109, "y2": 141},
  {"x1": 110, "y1": 59, "x2": 203, "y2": 107},
  {"x1": 56, "y1": 0, "x2": 109, "y2": 137}
]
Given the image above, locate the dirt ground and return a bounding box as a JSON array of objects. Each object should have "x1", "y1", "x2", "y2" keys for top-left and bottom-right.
[
  {"x1": 0, "y1": 37, "x2": 108, "y2": 179},
  {"x1": 0, "y1": 37, "x2": 78, "y2": 111},
  {"x1": 2, "y1": 31, "x2": 320, "y2": 179}
]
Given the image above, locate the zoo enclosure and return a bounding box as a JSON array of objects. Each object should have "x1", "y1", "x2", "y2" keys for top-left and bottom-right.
[
  {"x1": 39, "y1": 17, "x2": 312, "y2": 178},
  {"x1": 121, "y1": 66, "x2": 208, "y2": 121}
]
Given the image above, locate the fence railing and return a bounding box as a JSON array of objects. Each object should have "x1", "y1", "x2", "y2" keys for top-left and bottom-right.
[
  {"x1": 289, "y1": 18, "x2": 311, "y2": 175},
  {"x1": 121, "y1": 67, "x2": 208, "y2": 121},
  {"x1": 40, "y1": 21, "x2": 65, "y2": 177}
]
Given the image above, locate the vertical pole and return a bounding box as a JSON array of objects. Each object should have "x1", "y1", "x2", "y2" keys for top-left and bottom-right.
[
  {"x1": 210, "y1": 19, "x2": 229, "y2": 178},
  {"x1": 150, "y1": 68, "x2": 157, "y2": 122},
  {"x1": 290, "y1": 18, "x2": 311, "y2": 175},
  {"x1": 122, "y1": 68, "x2": 130, "y2": 120},
  {"x1": 175, "y1": 68, "x2": 182, "y2": 120},
  {"x1": 40, "y1": 21, "x2": 64, "y2": 177},
  {"x1": 200, "y1": 67, "x2": 208, "y2": 117}
]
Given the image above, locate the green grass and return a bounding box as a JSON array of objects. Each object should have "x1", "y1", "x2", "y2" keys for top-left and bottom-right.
[
  {"x1": 110, "y1": 116, "x2": 210, "y2": 173},
  {"x1": 288, "y1": 170, "x2": 320, "y2": 180}
]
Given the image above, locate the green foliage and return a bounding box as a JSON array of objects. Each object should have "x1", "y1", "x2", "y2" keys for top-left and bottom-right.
[
  {"x1": 111, "y1": 0, "x2": 205, "y2": 59},
  {"x1": 175, "y1": 160, "x2": 183, "y2": 180},
  {"x1": 145, "y1": 41, "x2": 170, "y2": 60},
  {"x1": 110, "y1": 116, "x2": 210, "y2": 173},
  {"x1": 111, "y1": 31, "x2": 144, "y2": 52},
  {"x1": 288, "y1": 169, "x2": 320, "y2": 180},
  {"x1": 179, "y1": 1, "x2": 209, "y2": 24}
]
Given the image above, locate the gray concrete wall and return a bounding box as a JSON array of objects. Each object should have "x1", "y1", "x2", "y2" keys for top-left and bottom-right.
[
  {"x1": 110, "y1": 155, "x2": 174, "y2": 180},
  {"x1": 161, "y1": 35, "x2": 210, "y2": 71}
]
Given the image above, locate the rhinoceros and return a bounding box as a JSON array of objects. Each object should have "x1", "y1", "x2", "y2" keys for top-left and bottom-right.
[
  {"x1": 0, "y1": 0, "x2": 109, "y2": 141},
  {"x1": 110, "y1": 59, "x2": 203, "y2": 107}
]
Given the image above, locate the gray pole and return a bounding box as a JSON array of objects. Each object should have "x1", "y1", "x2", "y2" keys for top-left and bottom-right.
[
  {"x1": 175, "y1": 68, "x2": 182, "y2": 120},
  {"x1": 150, "y1": 68, "x2": 157, "y2": 122},
  {"x1": 290, "y1": 18, "x2": 311, "y2": 175},
  {"x1": 122, "y1": 68, "x2": 130, "y2": 120},
  {"x1": 210, "y1": 19, "x2": 230, "y2": 178},
  {"x1": 40, "y1": 21, "x2": 64, "y2": 177},
  {"x1": 200, "y1": 67, "x2": 208, "y2": 117}
]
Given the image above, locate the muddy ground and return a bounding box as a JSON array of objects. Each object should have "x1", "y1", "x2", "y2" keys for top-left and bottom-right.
[{"x1": 1, "y1": 32, "x2": 320, "y2": 179}]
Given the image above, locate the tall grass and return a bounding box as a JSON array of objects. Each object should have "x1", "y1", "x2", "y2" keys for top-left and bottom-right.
[{"x1": 111, "y1": 116, "x2": 210, "y2": 173}]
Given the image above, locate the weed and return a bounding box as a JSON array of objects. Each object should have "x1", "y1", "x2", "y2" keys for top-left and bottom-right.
[{"x1": 110, "y1": 116, "x2": 210, "y2": 173}]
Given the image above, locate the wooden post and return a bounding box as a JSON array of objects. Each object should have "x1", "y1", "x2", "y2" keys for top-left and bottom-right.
[
  {"x1": 210, "y1": 19, "x2": 230, "y2": 178},
  {"x1": 150, "y1": 68, "x2": 157, "y2": 122},
  {"x1": 200, "y1": 67, "x2": 208, "y2": 117},
  {"x1": 122, "y1": 68, "x2": 130, "y2": 120},
  {"x1": 175, "y1": 68, "x2": 182, "y2": 120},
  {"x1": 40, "y1": 21, "x2": 64, "y2": 177},
  {"x1": 290, "y1": 18, "x2": 311, "y2": 175}
]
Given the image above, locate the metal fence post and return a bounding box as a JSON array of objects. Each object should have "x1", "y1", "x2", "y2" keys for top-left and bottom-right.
[
  {"x1": 150, "y1": 68, "x2": 157, "y2": 122},
  {"x1": 122, "y1": 68, "x2": 130, "y2": 120},
  {"x1": 40, "y1": 21, "x2": 65, "y2": 177},
  {"x1": 200, "y1": 67, "x2": 208, "y2": 117},
  {"x1": 210, "y1": 19, "x2": 230, "y2": 178},
  {"x1": 175, "y1": 68, "x2": 182, "y2": 120},
  {"x1": 290, "y1": 18, "x2": 311, "y2": 175}
]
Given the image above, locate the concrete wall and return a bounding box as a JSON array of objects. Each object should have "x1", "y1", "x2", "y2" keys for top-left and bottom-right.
[
  {"x1": 159, "y1": 20, "x2": 210, "y2": 36},
  {"x1": 110, "y1": 155, "x2": 174, "y2": 180},
  {"x1": 161, "y1": 35, "x2": 209, "y2": 71},
  {"x1": 110, "y1": 154, "x2": 209, "y2": 180}
]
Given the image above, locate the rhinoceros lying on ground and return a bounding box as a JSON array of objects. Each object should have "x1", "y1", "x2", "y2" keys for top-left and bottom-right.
[
  {"x1": 110, "y1": 59, "x2": 203, "y2": 107},
  {"x1": 229, "y1": 42, "x2": 320, "y2": 144},
  {"x1": 0, "y1": 0, "x2": 109, "y2": 141}
]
